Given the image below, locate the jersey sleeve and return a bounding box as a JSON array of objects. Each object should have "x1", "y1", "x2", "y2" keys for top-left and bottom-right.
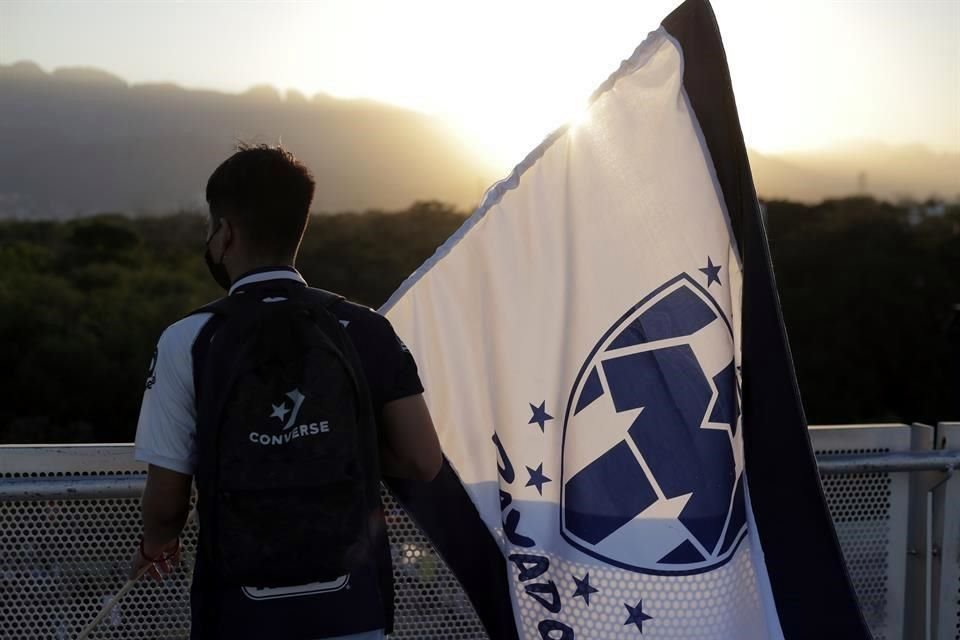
[
  {"x1": 133, "y1": 314, "x2": 211, "y2": 475},
  {"x1": 342, "y1": 306, "x2": 425, "y2": 409},
  {"x1": 377, "y1": 315, "x2": 425, "y2": 405}
]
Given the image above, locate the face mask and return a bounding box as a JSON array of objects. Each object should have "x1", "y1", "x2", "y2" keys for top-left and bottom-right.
[{"x1": 204, "y1": 220, "x2": 232, "y2": 291}]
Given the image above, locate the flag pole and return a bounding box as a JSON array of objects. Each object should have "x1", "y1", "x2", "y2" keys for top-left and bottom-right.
[
  {"x1": 75, "y1": 563, "x2": 153, "y2": 640},
  {"x1": 76, "y1": 508, "x2": 196, "y2": 640}
]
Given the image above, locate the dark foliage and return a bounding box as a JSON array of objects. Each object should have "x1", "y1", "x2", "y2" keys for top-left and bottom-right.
[
  {"x1": 0, "y1": 202, "x2": 463, "y2": 443},
  {"x1": 0, "y1": 198, "x2": 956, "y2": 443},
  {"x1": 765, "y1": 198, "x2": 960, "y2": 424}
]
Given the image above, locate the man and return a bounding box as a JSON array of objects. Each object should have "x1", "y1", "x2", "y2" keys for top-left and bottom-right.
[{"x1": 131, "y1": 143, "x2": 443, "y2": 639}]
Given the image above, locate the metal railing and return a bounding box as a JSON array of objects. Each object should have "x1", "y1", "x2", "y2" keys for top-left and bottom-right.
[
  {"x1": 815, "y1": 446, "x2": 960, "y2": 640},
  {"x1": 809, "y1": 423, "x2": 960, "y2": 640},
  {"x1": 1, "y1": 424, "x2": 959, "y2": 640}
]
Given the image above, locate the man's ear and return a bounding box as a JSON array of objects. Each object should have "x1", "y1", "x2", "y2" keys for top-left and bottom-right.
[{"x1": 220, "y1": 217, "x2": 236, "y2": 254}]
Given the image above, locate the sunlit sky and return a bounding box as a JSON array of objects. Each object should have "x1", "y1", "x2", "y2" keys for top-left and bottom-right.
[{"x1": 1, "y1": 0, "x2": 957, "y2": 170}]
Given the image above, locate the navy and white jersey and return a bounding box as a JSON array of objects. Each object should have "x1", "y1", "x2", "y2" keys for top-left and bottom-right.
[{"x1": 134, "y1": 267, "x2": 424, "y2": 640}]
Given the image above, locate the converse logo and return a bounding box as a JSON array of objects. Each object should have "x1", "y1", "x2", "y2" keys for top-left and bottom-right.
[{"x1": 249, "y1": 387, "x2": 330, "y2": 446}]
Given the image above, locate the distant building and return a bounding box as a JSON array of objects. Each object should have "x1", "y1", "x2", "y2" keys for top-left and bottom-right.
[{"x1": 907, "y1": 200, "x2": 947, "y2": 226}]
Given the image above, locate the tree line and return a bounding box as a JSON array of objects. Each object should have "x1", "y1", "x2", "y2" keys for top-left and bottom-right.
[{"x1": 0, "y1": 198, "x2": 956, "y2": 444}]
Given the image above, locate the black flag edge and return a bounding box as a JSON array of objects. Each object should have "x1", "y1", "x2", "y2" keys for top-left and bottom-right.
[
  {"x1": 662, "y1": 0, "x2": 871, "y2": 638},
  {"x1": 384, "y1": 461, "x2": 520, "y2": 640}
]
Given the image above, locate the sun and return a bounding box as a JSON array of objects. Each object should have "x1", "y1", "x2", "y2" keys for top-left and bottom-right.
[
  {"x1": 567, "y1": 106, "x2": 592, "y2": 130},
  {"x1": 447, "y1": 99, "x2": 596, "y2": 173}
]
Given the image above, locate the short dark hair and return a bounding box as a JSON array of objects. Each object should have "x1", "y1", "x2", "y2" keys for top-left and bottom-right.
[{"x1": 205, "y1": 143, "x2": 315, "y2": 260}]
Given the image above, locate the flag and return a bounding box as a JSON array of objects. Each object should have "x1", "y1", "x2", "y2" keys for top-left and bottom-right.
[{"x1": 382, "y1": 1, "x2": 870, "y2": 637}]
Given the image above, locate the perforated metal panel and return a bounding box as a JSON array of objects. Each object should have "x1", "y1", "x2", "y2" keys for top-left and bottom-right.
[
  {"x1": 810, "y1": 424, "x2": 913, "y2": 640},
  {"x1": 382, "y1": 489, "x2": 488, "y2": 639},
  {"x1": 937, "y1": 423, "x2": 960, "y2": 640},
  {"x1": 0, "y1": 485, "x2": 195, "y2": 639},
  {"x1": 1, "y1": 432, "x2": 947, "y2": 639},
  {"x1": 0, "y1": 446, "x2": 487, "y2": 640}
]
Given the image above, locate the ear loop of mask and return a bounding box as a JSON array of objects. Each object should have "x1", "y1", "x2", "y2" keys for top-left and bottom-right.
[
  {"x1": 204, "y1": 218, "x2": 233, "y2": 291},
  {"x1": 214, "y1": 220, "x2": 227, "y2": 264}
]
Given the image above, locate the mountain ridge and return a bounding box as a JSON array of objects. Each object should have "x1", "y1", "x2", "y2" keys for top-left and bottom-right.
[
  {"x1": 1, "y1": 61, "x2": 956, "y2": 218},
  {"x1": 0, "y1": 61, "x2": 497, "y2": 218}
]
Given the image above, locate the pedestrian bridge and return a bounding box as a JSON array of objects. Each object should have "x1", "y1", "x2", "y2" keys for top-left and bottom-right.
[{"x1": 2, "y1": 423, "x2": 958, "y2": 640}]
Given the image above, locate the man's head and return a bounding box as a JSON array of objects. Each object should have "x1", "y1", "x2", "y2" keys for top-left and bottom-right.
[{"x1": 204, "y1": 143, "x2": 315, "y2": 288}]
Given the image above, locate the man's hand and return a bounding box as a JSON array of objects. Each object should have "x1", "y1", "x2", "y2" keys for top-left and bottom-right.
[{"x1": 129, "y1": 537, "x2": 181, "y2": 581}]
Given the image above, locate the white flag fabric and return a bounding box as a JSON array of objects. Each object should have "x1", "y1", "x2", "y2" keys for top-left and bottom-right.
[{"x1": 381, "y1": 1, "x2": 869, "y2": 638}]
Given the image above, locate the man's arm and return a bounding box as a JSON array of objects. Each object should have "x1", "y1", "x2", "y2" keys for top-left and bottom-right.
[
  {"x1": 379, "y1": 394, "x2": 443, "y2": 482},
  {"x1": 129, "y1": 464, "x2": 192, "y2": 579},
  {"x1": 130, "y1": 316, "x2": 208, "y2": 579},
  {"x1": 142, "y1": 464, "x2": 193, "y2": 545}
]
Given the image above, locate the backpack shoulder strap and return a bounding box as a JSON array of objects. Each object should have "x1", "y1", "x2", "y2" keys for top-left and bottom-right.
[
  {"x1": 185, "y1": 296, "x2": 248, "y2": 413},
  {"x1": 298, "y1": 287, "x2": 345, "y2": 311},
  {"x1": 293, "y1": 287, "x2": 383, "y2": 515},
  {"x1": 184, "y1": 295, "x2": 242, "y2": 320}
]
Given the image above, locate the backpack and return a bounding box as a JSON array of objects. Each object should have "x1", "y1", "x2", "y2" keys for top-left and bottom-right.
[{"x1": 189, "y1": 284, "x2": 381, "y2": 588}]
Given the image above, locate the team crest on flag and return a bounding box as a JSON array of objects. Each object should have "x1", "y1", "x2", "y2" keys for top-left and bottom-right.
[{"x1": 561, "y1": 271, "x2": 746, "y2": 575}]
